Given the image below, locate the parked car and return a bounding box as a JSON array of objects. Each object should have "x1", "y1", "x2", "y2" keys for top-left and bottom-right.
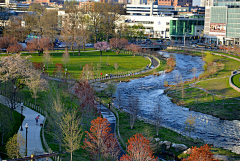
[{"x1": 85, "y1": 43, "x2": 93, "y2": 47}]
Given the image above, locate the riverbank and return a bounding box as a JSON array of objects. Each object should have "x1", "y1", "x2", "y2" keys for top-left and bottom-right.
[{"x1": 165, "y1": 49, "x2": 240, "y2": 120}]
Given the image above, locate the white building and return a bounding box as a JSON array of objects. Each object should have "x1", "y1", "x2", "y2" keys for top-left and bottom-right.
[
  {"x1": 126, "y1": 3, "x2": 174, "y2": 16},
  {"x1": 120, "y1": 15, "x2": 173, "y2": 38}
]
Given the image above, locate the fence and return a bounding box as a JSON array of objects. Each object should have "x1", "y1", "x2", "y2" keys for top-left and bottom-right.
[{"x1": 0, "y1": 90, "x2": 60, "y2": 161}]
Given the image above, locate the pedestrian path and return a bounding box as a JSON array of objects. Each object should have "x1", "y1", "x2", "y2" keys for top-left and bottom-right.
[
  {"x1": 0, "y1": 95, "x2": 46, "y2": 157},
  {"x1": 96, "y1": 102, "x2": 125, "y2": 158}
]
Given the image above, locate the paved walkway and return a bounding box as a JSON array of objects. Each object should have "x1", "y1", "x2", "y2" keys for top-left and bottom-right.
[
  {"x1": 96, "y1": 102, "x2": 125, "y2": 159},
  {"x1": 0, "y1": 95, "x2": 46, "y2": 157}
]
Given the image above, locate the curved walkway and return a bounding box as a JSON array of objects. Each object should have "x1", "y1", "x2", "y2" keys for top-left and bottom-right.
[{"x1": 0, "y1": 95, "x2": 47, "y2": 157}]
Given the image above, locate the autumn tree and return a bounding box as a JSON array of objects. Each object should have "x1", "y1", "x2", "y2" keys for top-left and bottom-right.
[
  {"x1": 120, "y1": 133, "x2": 157, "y2": 161},
  {"x1": 26, "y1": 37, "x2": 51, "y2": 56},
  {"x1": 94, "y1": 41, "x2": 108, "y2": 56},
  {"x1": 184, "y1": 114, "x2": 196, "y2": 137},
  {"x1": 129, "y1": 44, "x2": 141, "y2": 57},
  {"x1": 84, "y1": 117, "x2": 120, "y2": 161},
  {"x1": 59, "y1": 109, "x2": 83, "y2": 161},
  {"x1": 127, "y1": 95, "x2": 140, "y2": 129},
  {"x1": 7, "y1": 43, "x2": 23, "y2": 54},
  {"x1": 6, "y1": 133, "x2": 25, "y2": 159},
  {"x1": 25, "y1": 70, "x2": 48, "y2": 106},
  {"x1": 74, "y1": 81, "x2": 97, "y2": 129},
  {"x1": 42, "y1": 51, "x2": 52, "y2": 70},
  {"x1": 0, "y1": 35, "x2": 18, "y2": 54},
  {"x1": 183, "y1": 144, "x2": 218, "y2": 161},
  {"x1": 110, "y1": 38, "x2": 129, "y2": 55},
  {"x1": 166, "y1": 56, "x2": 176, "y2": 72},
  {"x1": 53, "y1": 63, "x2": 64, "y2": 77}
]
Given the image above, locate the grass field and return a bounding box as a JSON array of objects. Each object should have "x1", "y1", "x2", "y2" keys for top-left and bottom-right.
[
  {"x1": 20, "y1": 50, "x2": 149, "y2": 79},
  {"x1": 0, "y1": 105, "x2": 24, "y2": 159},
  {"x1": 232, "y1": 73, "x2": 240, "y2": 88}
]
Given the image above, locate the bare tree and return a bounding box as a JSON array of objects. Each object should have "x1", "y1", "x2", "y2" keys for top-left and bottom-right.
[
  {"x1": 25, "y1": 71, "x2": 48, "y2": 106},
  {"x1": 114, "y1": 62, "x2": 119, "y2": 74},
  {"x1": 184, "y1": 114, "x2": 196, "y2": 137},
  {"x1": 59, "y1": 109, "x2": 83, "y2": 161},
  {"x1": 42, "y1": 51, "x2": 52, "y2": 71},
  {"x1": 153, "y1": 103, "x2": 161, "y2": 136},
  {"x1": 127, "y1": 95, "x2": 140, "y2": 129},
  {"x1": 62, "y1": 49, "x2": 70, "y2": 69}
]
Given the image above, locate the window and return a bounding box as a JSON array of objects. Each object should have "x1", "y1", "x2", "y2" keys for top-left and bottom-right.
[
  {"x1": 166, "y1": 28, "x2": 169, "y2": 31},
  {"x1": 166, "y1": 22, "x2": 170, "y2": 25},
  {"x1": 197, "y1": 30, "x2": 199, "y2": 32}
]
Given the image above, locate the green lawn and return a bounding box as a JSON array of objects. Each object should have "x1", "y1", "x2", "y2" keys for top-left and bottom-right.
[
  {"x1": 21, "y1": 50, "x2": 149, "y2": 79},
  {"x1": 0, "y1": 105, "x2": 24, "y2": 159},
  {"x1": 232, "y1": 73, "x2": 240, "y2": 88}
]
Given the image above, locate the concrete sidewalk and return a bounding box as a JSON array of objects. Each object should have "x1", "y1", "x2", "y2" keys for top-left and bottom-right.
[{"x1": 0, "y1": 95, "x2": 46, "y2": 157}]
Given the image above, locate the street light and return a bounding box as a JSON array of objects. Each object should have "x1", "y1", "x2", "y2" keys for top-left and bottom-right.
[
  {"x1": 65, "y1": 68, "x2": 67, "y2": 79},
  {"x1": 25, "y1": 122, "x2": 28, "y2": 156},
  {"x1": 20, "y1": 102, "x2": 23, "y2": 131}
]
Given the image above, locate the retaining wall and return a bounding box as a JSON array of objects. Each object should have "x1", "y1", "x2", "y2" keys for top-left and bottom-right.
[{"x1": 229, "y1": 73, "x2": 240, "y2": 92}]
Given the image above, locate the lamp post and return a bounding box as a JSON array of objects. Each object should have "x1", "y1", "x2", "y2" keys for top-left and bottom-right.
[
  {"x1": 20, "y1": 102, "x2": 23, "y2": 131},
  {"x1": 65, "y1": 68, "x2": 67, "y2": 80},
  {"x1": 25, "y1": 122, "x2": 28, "y2": 156}
]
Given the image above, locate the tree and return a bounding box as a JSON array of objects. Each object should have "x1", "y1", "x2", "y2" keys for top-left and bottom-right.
[
  {"x1": 42, "y1": 51, "x2": 52, "y2": 71},
  {"x1": 62, "y1": 49, "x2": 70, "y2": 69},
  {"x1": 84, "y1": 117, "x2": 120, "y2": 161},
  {"x1": 59, "y1": 109, "x2": 83, "y2": 161},
  {"x1": 110, "y1": 38, "x2": 129, "y2": 55},
  {"x1": 0, "y1": 35, "x2": 17, "y2": 54},
  {"x1": 105, "y1": 81, "x2": 117, "y2": 98},
  {"x1": 81, "y1": 64, "x2": 94, "y2": 80},
  {"x1": 120, "y1": 133, "x2": 157, "y2": 161},
  {"x1": 127, "y1": 95, "x2": 140, "y2": 129},
  {"x1": 183, "y1": 144, "x2": 218, "y2": 161},
  {"x1": 26, "y1": 37, "x2": 51, "y2": 56},
  {"x1": 94, "y1": 41, "x2": 108, "y2": 56},
  {"x1": 25, "y1": 70, "x2": 48, "y2": 106},
  {"x1": 129, "y1": 44, "x2": 141, "y2": 57},
  {"x1": 153, "y1": 103, "x2": 161, "y2": 136},
  {"x1": 45, "y1": 88, "x2": 64, "y2": 152},
  {"x1": 114, "y1": 62, "x2": 119, "y2": 74},
  {"x1": 7, "y1": 43, "x2": 23, "y2": 54},
  {"x1": 74, "y1": 81, "x2": 97, "y2": 129},
  {"x1": 0, "y1": 54, "x2": 32, "y2": 110},
  {"x1": 6, "y1": 133, "x2": 25, "y2": 159},
  {"x1": 184, "y1": 114, "x2": 196, "y2": 137}
]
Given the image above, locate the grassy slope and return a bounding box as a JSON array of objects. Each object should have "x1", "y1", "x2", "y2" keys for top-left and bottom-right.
[{"x1": 0, "y1": 105, "x2": 25, "y2": 159}]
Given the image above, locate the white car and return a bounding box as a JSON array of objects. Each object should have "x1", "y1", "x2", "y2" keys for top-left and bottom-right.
[{"x1": 85, "y1": 43, "x2": 92, "y2": 47}]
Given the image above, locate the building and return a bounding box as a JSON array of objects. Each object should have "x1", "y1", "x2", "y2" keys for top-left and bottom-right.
[
  {"x1": 125, "y1": 3, "x2": 174, "y2": 16},
  {"x1": 79, "y1": 1, "x2": 94, "y2": 12},
  {"x1": 204, "y1": 5, "x2": 240, "y2": 45},
  {"x1": 158, "y1": 0, "x2": 192, "y2": 7}
]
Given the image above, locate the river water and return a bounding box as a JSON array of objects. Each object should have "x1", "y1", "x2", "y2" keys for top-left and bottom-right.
[{"x1": 113, "y1": 52, "x2": 240, "y2": 154}]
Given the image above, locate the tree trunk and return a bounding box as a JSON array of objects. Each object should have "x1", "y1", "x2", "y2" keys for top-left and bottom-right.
[
  {"x1": 100, "y1": 50, "x2": 102, "y2": 56},
  {"x1": 35, "y1": 97, "x2": 36, "y2": 106},
  {"x1": 78, "y1": 45, "x2": 81, "y2": 56}
]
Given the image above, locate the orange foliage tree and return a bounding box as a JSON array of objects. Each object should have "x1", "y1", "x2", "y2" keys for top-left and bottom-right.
[
  {"x1": 84, "y1": 117, "x2": 120, "y2": 160},
  {"x1": 183, "y1": 144, "x2": 219, "y2": 161},
  {"x1": 109, "y1": 38, "x2": 129, "y2": 55},
  {"x1": 120, "y1": 133, "x2": 157, "y2": 161}
]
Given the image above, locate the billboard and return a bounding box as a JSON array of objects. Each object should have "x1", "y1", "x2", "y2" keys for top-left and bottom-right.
[{"x1": 209, "y1": 23, "x2": 226, "y2": 36}]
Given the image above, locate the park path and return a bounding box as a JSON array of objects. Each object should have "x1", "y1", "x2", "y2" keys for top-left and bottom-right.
[
  {"x1": 0, "y1": 95, "x2": 47, "y2": 158},
  {"x1": 188, "y1": 52, "x2": 240, "y2": 100}
]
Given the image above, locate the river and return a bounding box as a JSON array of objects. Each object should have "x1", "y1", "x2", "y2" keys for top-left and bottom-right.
[{"x1": 113, "y1": 52, "x2": 240, "y2": 154}]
